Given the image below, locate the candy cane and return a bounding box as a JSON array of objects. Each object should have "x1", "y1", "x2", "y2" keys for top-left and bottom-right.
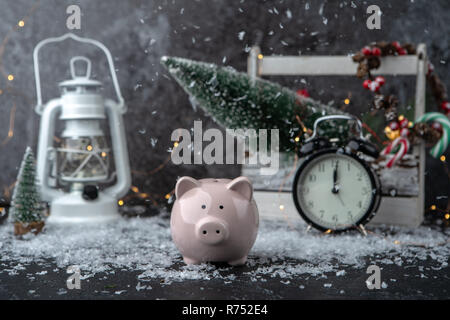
[
  {"x1": 415, "y1": 112, "x2": 450, "y2": 158},
  {"x1": 381, "y1": 137, "x2": 410, "y2": 168}
]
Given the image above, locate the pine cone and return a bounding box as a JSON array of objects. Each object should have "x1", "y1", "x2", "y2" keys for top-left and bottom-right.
[
  {"x1": 403, "y1": 43, "x2": 416, "y2": 54},
  {"x1": 367, "y1": 56, "x2": 381, "y2": 69},
  {"x1": 385, "y1": 107, "x2": 398, "y2": 122},
  {"x1": 372, "y1": 94, "x2": 385, "y2": 110},
  {"x1": 356, "y1": 62, "x2": 369, "y2": 78},
  {"x1": 412, "y1": 123, "x2": 442, "y2": 145},
  {"x1": 352, "y1": 52, "x2": 365, "y2": 63},
  {"x1": 376, "y1": 41, "x2": 390, "y2": 55},
  {"x1": 429, "y1": 74, "x2": 448, "y2": 103}
]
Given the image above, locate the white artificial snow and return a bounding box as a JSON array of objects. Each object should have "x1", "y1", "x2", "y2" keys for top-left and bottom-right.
[
  {"x1": 57, "y1": 288, "x2": 67, "y2": 295},
  {"x1": 0, "y1": 216, "x2": 449, "y2": 285},
  {"x1": 286, "y1": 9, "x2": 292, "y2": 19},
  {"x1": 336, "y1": 270, "x2": 346, "y2": 277}
]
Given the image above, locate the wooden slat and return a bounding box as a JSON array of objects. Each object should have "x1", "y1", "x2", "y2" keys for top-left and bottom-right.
[
  {"x1": 259, "y1": 55, "x2": 419, "y2": 76},
  {"x1": 369, "y1": 196, "x2": 422, "y2": 227},
  {"x1": 413, "y1": 44, "x2": 427, "y2": 226}
]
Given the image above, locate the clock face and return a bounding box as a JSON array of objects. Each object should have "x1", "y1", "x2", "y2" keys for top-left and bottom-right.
[{"x1": 293, "y1": 150, "x2": 379, "y2": 231}]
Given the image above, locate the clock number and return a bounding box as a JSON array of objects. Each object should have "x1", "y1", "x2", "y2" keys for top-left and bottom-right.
[
  {"x1": 319, "y1": 210, "x2": 325, "y2": 218},
  {"x1": 357, "y1": 171, "x2": 363, "y2": 181},
  {"x1": 318, "y1": 163, "x2": 325, "y2": 172},
  {"x1": 347, "y1": 162, "x2": 351, "y2": 171},
  {"x1": 300, "y1": 186, "x2": 310, "y2": 194},
  {"x1": 308, "y1": 174, "x2": 317, "y2": 182},
  {"x1": 362, "y1": 187, "x2": 369, "y2": 195},
  {"x1": 332, "y1": 215, "x2": 338, "y2": 222},
  {"x1": 358, "y1": 201, "x2": 362, "y2": 208},
  {"x1": 307, "y1": 201, "x2": 314, "y2": 208},
  {"x1": 331, "y1": 159, "x2": 338, "y2": 167}
]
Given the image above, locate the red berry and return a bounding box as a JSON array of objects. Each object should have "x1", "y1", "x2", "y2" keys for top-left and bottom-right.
[
  {"x1": 399, "y1": 118, "x2": 409, "y2": 128},
  {"x1": 375, "y1": 76, "x2": 386, "y2": 86},
  {"x1": 431, "y1": 122, "x2": 443, "y2": 133},
  {"x1": 441, "y1": 101, "x2": 450, "y2": 113},
  {"x1": 362, "y1": 46, "x2": 372, "y2": 56},
  {"x1": 370, "y1": 81, "x2": 380, "y2": 93},
  {"x1": 392, "y1": 41, "x2": 401, "y2": 49},
  {"x1": 296, "y1": 89, "x2": 310, "y2": 98},
  {"x1": 363, "y1": 79, "x2": 371, "y2": 89},
  {"x1": 397, "y1": 48, "x2": 407, "y2": 56},
  {"x1": 372, "y1": 47, "x2": 382, "y2": 56},
  {"x1": 400, "y1": 128, "x2": 410, "y2": 137},
  {"x1": 427, "y1": 62, "x2": 435, "y2": 75},
  {"x1": 389, "y1": 121, "x2": 400, "y2": 131}
]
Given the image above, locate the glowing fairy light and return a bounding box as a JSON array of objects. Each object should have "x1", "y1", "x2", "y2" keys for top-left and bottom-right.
[
  {"x1": 18, "y1": 20, "x2": 25, "y2": 27},
  {"x1": 118, "y1": 200, "x2": 124, "y2": 206},
  {"x1": 257, "y1": 54, "x2": 264, "y2": 60},
  {"x1": 7, "y1": 74, "x2": 14, "y2": 81},
  {"x1": 344, "y1": 98, "x2": 350, "y2": 105}
]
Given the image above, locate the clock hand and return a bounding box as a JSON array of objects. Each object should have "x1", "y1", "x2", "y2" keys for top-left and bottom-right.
[
  {"x1": 337, "y1": 193, "x2": 346, "y2": 206},
  {"x1": 332, "y1": 161, "x2": 339, "y2": 194}
]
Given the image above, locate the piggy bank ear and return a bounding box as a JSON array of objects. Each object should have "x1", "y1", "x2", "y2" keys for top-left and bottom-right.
[
  {"x1": 175, "y1": 177, "x2": 200, "y2": 199},
  {"x1": 227, "y1": 177, "x2": 253, "y2": 201}
]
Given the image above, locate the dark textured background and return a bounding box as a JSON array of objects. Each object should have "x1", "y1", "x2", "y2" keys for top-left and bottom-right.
[{"x1": 0, "y1": 0, "x2": 448, "y2": 212}]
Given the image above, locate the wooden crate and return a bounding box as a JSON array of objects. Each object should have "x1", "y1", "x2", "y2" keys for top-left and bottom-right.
[{"x1": 244, "y1": 45, "x2": 427, "y2": 227}]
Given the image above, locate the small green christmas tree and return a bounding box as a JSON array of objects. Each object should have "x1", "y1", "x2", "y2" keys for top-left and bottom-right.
[
  {"x1": 11, "y1": 147, "x2": 45, "y2": 235},
  {"x1": 161, "y1": 56, "x2": 351, "y2": 152}
]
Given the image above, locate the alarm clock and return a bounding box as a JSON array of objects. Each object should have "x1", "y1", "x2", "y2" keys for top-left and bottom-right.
[{"x1": 292, "y1": 115, "x2": 381, "y2": 232}]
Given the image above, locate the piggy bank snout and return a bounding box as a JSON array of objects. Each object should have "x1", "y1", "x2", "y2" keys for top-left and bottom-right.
[{"x1": 195, "y1": 217, "x2": 229, "y2": 245}]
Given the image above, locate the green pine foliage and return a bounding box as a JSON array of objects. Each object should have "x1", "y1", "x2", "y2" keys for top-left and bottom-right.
[
  {"x1": 161, "y1": 56, "x2": 351, "y2": 152},
  {"x1": 11, "y1": 147, "x2": 44, "y2": 223}
]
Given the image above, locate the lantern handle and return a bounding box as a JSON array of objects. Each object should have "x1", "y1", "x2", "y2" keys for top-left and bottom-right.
[
  {"x1": 70, "y1": 56, "x2": 92, "y2": 79},
  {"x1": 33, "y1": 33, "x2": 126, "y2": 115}
]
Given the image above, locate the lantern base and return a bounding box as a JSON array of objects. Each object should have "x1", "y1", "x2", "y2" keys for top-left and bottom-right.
[{"x1": 47, "y1": 192, "x2": 121, "y2": 224}]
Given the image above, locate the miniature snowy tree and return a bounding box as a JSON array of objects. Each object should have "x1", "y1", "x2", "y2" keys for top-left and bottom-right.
[
  {"x1": 11, "y1": 147, "x2": 45, "y2": 236},
  {"x1": 161, "y1": 56, "x2": 351, "y2": 152}
]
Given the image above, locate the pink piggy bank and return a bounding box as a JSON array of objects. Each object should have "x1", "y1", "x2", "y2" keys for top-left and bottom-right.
[{"x1": 170, "y1": 176, "x2": 259, "y2": 266}]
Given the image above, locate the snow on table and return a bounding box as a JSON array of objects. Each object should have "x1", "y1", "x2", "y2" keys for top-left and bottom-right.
[{"x1": 0, "y1": 215, "x2": 449, "y2": 286}]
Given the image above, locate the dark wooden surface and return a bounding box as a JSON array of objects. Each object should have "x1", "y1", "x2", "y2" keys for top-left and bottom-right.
[{"x1": 1, "y1": 256, "x2": 448, "y2": 300}]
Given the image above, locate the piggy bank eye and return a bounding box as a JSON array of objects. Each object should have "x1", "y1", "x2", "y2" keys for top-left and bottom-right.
[
  {"x1": 219, "y1": 205, "x2": 224, "y2": 210},
  {"x1": 201, "y1": 205, "x2": 206, "y2": 209}
]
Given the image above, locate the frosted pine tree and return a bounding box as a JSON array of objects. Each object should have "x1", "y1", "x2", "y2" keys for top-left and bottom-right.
[
  {"x1": 161, "y1": 56, "x2": 350, "y2": 152},
  {"x1": 11, "y1": 147, "x2": 45, "y2": 236}
]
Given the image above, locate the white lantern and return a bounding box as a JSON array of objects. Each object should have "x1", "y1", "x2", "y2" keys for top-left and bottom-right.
[{"x1": 34, "y1": 33, "x2": 131, "y2": 223}]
